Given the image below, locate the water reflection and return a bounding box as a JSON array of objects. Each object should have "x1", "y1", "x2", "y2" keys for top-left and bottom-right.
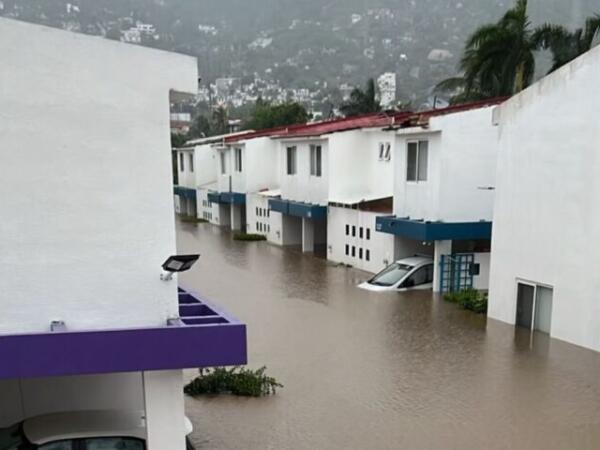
[{"x1": 177, "y1": 221, "x2": 600, "y2": 450}]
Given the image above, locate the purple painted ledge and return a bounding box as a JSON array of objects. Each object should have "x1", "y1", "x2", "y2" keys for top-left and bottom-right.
[{"x1": 0, "y1": 287, "x2": 247, "y2": 380}]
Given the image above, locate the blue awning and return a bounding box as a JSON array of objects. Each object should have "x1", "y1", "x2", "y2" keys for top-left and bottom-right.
[
  {"x1": 207, "y1": 192, "x2": 246, "y2": 205},
  {"x1": 269, "y1": 198, "x2": 327, "y2": 220},
  {"x1": 174, "y1": 186, "x2": 197, "y2": 200},
  {"x1": 376, "y1": 216, "x2": 492, "y2": 241}
]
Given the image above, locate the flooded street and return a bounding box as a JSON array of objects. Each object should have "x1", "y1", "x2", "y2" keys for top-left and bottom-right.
[{"x1": 177, "y1": 221, "x2": 600, "y2": 450}]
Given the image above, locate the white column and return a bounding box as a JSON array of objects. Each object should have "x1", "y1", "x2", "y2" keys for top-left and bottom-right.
[
  {"x1": 143, "y1": 370, "x2": 186, "y2": 450},
  {"x1": 433, "y1": 240, "x2": 452, "y2": 293},
  {"x1": 230, "y1": 204, "x2": 242, "y2": 231},
  {"x1": 302, "y1": 217, "x2": 314, "y2": 253}
]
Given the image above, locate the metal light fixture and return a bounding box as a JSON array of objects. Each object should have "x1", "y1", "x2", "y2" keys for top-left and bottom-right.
[{"x1": 160, "y1": 254, "x2": 200, "y2": 281}]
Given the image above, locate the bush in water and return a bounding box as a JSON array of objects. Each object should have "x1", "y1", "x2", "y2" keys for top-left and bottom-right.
[
  {"x1": 184, "y1": 366, "x2": 283, "y2": 397},
  {"x1": 444, "y1": 288, "x2": 488, "y2": 314}
]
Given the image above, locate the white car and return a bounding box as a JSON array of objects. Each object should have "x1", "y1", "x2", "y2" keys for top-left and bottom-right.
[
  {"x1": 0, "y1": 410, "x2": 195, "y2": 450},
  {"x1": 359, "y1": 256, "x2": 434, "y2": 292}
]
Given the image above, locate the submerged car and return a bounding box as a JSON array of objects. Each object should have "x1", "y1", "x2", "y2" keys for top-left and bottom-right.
[
  {"x1": 359, "y1": 256, "x2": 434, "y2": 292},
  {"x1": 0, "y1": 410, "x2": 195, "y2": 450}
]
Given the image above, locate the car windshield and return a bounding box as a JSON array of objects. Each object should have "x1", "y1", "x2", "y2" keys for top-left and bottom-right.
[
  {"x1": 0, "y1": 424, "x2": 27, "y2": 450},
  {"x1": 369, "y1": 263, "x2": 413, "y2": 287}
]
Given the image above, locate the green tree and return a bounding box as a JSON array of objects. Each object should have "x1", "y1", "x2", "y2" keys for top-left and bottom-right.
[
  {"x1": 170, "y1": 133, "x2": 187, "y2": 148},
  {"x1": 246, "y1": 100, "x2": 309, "y2": 131},
  {"x1": 437, "y1": 0, "x2": 537, "y2": 102},
  {"x1": 533, "y1": 14, "x2": 600, "y2": 73},
  {"x1": 340, "y1": 78, "x2": 381, "y2": 117},
  {"x1": 212, "y1": 106, "x2": 229, "y2": 135},
  {"x1": 188, "y1": 114, "x2": 211, "y2": 139}
]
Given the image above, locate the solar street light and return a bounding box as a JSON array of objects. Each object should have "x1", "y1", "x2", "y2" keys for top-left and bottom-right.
[{"x1": 160, "y1": 254, "x2": 200, "y2": 281}]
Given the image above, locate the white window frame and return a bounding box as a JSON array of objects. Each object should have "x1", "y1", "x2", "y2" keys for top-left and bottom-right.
[
  {"x1": 179, "y1": 153, "x2": 185, "y2": 172},
  {"x1": 310, "y1": 144, "x2": 322, "y2": 177},
  {"x1": 286, "y1": 146, "x2": 297, "y2": 175},
  {"x1": 188, "y1": 153, "x2": 194, "y2": 172},
  {"x1": 234, "y1": 147, "x2": 243, "y2": 173},
  {"x1": 406, "y1": 140, "x2": 429, "y2": 182},
  {"x1": 379, "y1": 142, "x2": 391, "y2": 161},
  {"x1": 220, "y1": 151, "x2": 227, "y2": 175}
]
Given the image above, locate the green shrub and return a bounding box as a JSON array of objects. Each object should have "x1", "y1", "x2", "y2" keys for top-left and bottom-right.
[
  {"x1": 184, "y1": 366, "x2": 283, "y2": 397},
  {"x1": 180, "y1": 215, "x2": 208, "y2": 224},
  {"x1": 233, "y1": 233, "x2": 267, "y2": 241},
  {"x1": 444, "y1": 288, "x2": 488, "y2": 314}
]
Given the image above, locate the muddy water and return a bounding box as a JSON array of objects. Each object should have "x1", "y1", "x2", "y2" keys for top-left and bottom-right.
[{"x1": 177, "y1": 221, "x2": 600, "y2": 450}]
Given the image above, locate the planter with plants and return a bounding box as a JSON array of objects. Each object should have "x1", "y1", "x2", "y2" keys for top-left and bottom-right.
[
  {"x1": 444, "y1": 288, "x2": 488, "y2": 314},
  {"x1": 233, "y1": 233, "x2": 267, "y2": 241}
]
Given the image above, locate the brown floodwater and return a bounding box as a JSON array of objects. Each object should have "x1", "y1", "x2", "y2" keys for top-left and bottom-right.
[{"x1": 176, "y1": 220, "x2": 600, "y2": 450}]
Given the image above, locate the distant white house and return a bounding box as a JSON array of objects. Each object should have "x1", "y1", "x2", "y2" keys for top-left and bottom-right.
[
  {"x1": 488, "y1": 45, "x2": 600, "y2": 352},
  {"x1": 0, "y1": 17, "x2": 246, "y2": 449},
  {"x1": 376, "y1": 100, "x2": 504, "y2": 292},
  {"x1": 378, "y1": 72, "x2": 397, "y2": 109},
  {"x1": 268, "y1": 114, "x2": 405, "y2": 273}
]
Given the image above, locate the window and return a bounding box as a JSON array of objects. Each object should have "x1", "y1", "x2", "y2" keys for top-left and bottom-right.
[
  {"x1": 379, "y1": 142, "x2": 391, "y2": 161},
  {"x1": 189, "y1": 154, "x2": 194, "y2": 172},
  {"x1": 366, "y1": 228, "x2": 371, "y2": 240},
  {"x1": 345, "y1": 224, "x2": 350, "y2": 236},
  {"x1": 234, "y1": 147, "x2": 243, "y2": 172},
  {"x1": 256, "y1": 207, "x2": 259, "y2": 216},
  {"x1": 352, "y1": 226, "x2": 356, "y2": 237},
  {"x1": 220, "y1": 151, "x2": 227, "y2": 175},
  {"x1": 359, "y1": 227, "x2": 363, "y2": 239},
  {"x1": 404, "y1": 264, "x2": 434, "y2": 287},
  {"x1": 345, "y1": 244, "x2": 349, "y2": 256},
  {"x1": 179, "y1": 153, "x2": 185, "y2": 171},
  {"x1": 310, "y1": 145, "x2": 322, "y2": 177},
  {"x1": 359, "y1": 248, "x2": 363, "y2": 260},
  {"x1": 286, "y1": 146, "x2": 297, "y2": 175},
  {"x1": 366, "y1": 250, "x2": 370, "y2": 261},
  {"x1": 407, "y1": 141, "x2": 429, "y2": 182},
  {"x1": 370, "y1": 263, "x2": 414, "y2": 287},
  {"x1": 84, "y1": 438, "x2": 144, "y2": 450},
  {"x1": 351, "y1": 246, "x2": 356, "y2": 257}
]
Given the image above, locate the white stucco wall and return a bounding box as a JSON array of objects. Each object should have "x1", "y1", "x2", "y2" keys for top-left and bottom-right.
[
  {"x1": 0, "y1": 18, "x2": 197, "y2": 334},
  {"x1": 176, "y1": 149, "x2": 196, "y2": 189},
  {"x1": 246, "y1": 194, "x2": 273, "y2": 238},
  {"x1": 394, "y1": 107, "x2": 499, "y2": 222},
  {"x1": 488, "y1": 46, "x2": 600, "y2": 352},
  {"x1": 280, "y1": 139, "x2": 329, "y2": 205},
  {"x1": 328, "y1": 207, "x2": 395, "y2": 274},
  {"x1": 328, "y1": 130, "x2": 395, "y2": 203}
]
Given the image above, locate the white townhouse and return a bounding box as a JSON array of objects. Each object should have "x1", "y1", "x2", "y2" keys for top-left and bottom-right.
[
  {"x1": 174, "y1": 133, "x2": 249, "y2": 223},
  {"x1": 376, "y1": 100, "x2": 504, "y2": 292},
  {"x1": 268, "y1": 114, "x2": 408, "y2": 273},
  {"x1": 208, "y1": 131, "x2": 281, "y2": 232},
  {"x1": 488, "y1": 46, "x2": 600, "y2": 352},
  {"x1": 0, "y1": 18, "x2": 246, "y2": 449}
]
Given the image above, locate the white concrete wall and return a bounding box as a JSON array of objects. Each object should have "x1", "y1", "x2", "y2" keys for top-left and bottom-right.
[
  {"x1": 488, "y1": 45, "x2": 600, "y2": 352},
  {"x1": 280, "y1": 139, "x2": 329, "y2": 205},
  {"x1": 241, "y1": 137, "x2": 280, "y2": 194},
  {"x1": 267, "y1": 211, "x2": 285, "y2": 245},
  {"x1": 246, "y1": 194, "x2": 272, "y2": 237},
  {"x1": 328, "y1": 130, "x2": 395, "y2": 203},
  {"x1": 328, "y1": 207, "x2": 395, "y2": 274},
  {"x1": 0, "y1": 373, "x2": 144, "y2": 427},
  {"x1": 194, "y1": 144, "x2": 219, "y2": 188},
  {"x1": 473, "y1": 252, "x2": 491, "y2": 291},
  {"x1": 217, "y1": 147, "x2": 232, "y2": 193},
  {"x1": 394, "y1": 107, "x2": 498, "y2": 222},
  {"x1": 176, "y1": 150, "x2": 196, "y2": 189},
  {"x1": 197, "y1": 188, "x2": 220, "y2": 224},
  {"x1": 0, "y1": 18, "x2": 197, "y2": 334}
]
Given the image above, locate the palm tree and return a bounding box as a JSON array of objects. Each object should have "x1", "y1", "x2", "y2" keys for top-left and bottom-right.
[
  {"x1": 533, "y1": 14, "x2": 600, "y2": 73},
  {"x1": 437, "y1": 0, "x2": 536, "y2": 102},
  {"x1": 212, "y1": 106, "x2": 228, "y2": 135},
  {"x1": 340, "y1": 79, "x2": 381, "y2": 117}
]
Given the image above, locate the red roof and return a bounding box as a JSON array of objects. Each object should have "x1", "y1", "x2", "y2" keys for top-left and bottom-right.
[{"x1": 223, "y1": 98, "x2": 507, "y2": 143}]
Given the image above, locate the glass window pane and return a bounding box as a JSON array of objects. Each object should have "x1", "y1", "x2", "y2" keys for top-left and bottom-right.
[
  {"x1": 84, "y1": 437, "x2": 144, "y2": 450},
  {"x1": 316, "y1": 146, "x2": 322, "y2": 177},
  {"x1": 406, "y1": 142, "x2": 418, "y2": 181},
  {"x1": 418, "y1": 141, "x2": 428, "y2": 181}
]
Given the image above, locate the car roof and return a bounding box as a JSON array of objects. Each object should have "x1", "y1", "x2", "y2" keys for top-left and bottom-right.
[
  {"x1": 23, "y1": 410, "x2": 146, "y2": 445},
  {"x1": 395, "y1": 256, "x2": 433, "y2": 266}
]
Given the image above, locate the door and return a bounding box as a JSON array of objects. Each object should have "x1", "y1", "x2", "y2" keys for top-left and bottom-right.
[
  {"x1": 534, "y1": 286, "x2": 553, "y2": 334},
  {"x1": 439, "y1": 254, "x2": 475, "y2": 293},
  {"x1": 516, "y1": 283, "x2": 535, "y2": 329},
  {"x1": 516, "y1": 282, "x2": 553, "y2": 334}
]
